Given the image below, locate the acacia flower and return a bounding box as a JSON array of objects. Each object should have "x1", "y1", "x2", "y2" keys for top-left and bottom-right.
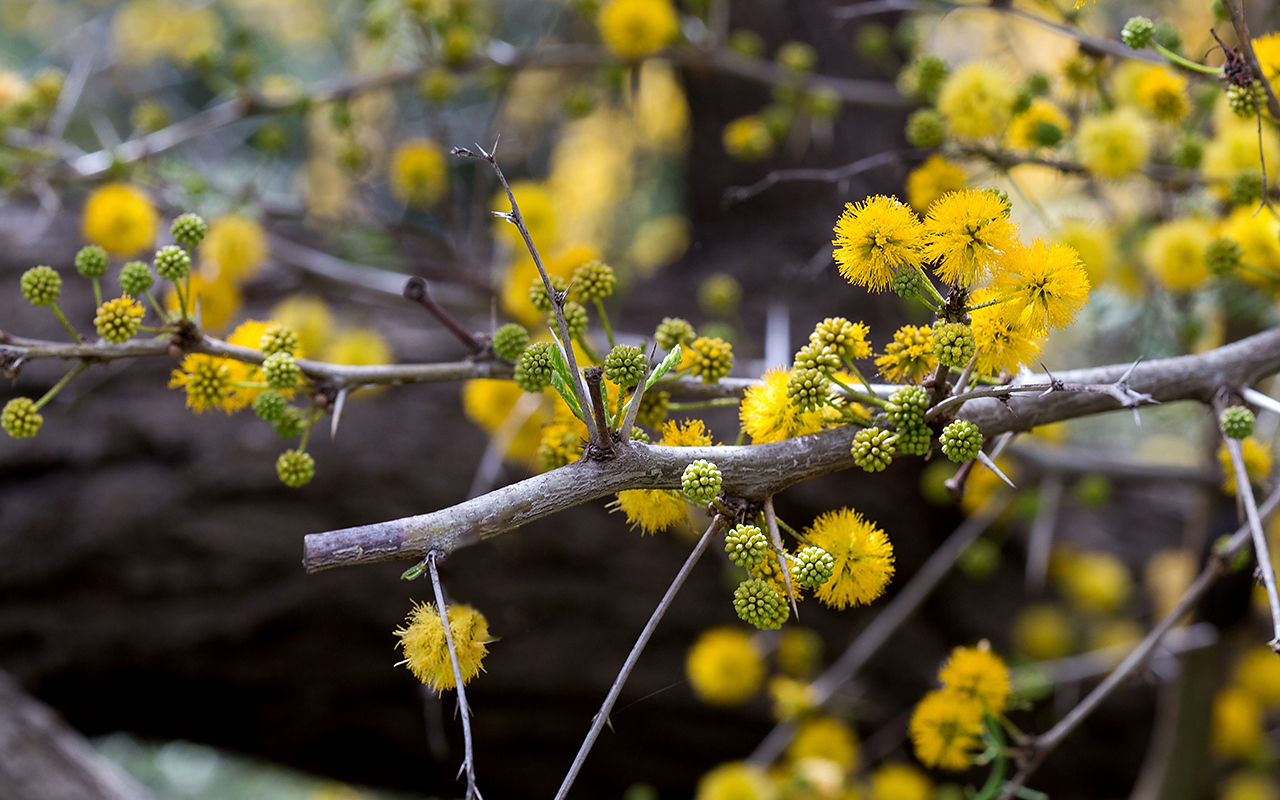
[
  {"x1": 82, "y1": 182, "x2": 158, "y2": 256},
  {"x1": 803, "y1": 508, "x2": 894, "y2": 609},
  {"x1": 168, "y1": 353, "x2": 235, "y2": 413},
  {"x1": 968, "y1": 290, "x2": 1044, "y2": 377},
  {"x1": 874, "y1": 324, "x2": 937, "y2": 383},
  {"x1": 905, "y1": 155, "x2": 967, "y2": 213},
  {"x1": 394, "y1": 601, "x2": 491, "y2": 691},
  {"x1": 832, "y1": 195, "x2": 925, "y2": 292},
  {"x1": 937, "y1": 645, "x2": 1011, "y2": 715},
  {"x1": 923, "y1": 189, "x2": 1019, "y2": 287},
  {"x1": 909, "y1": 689, "x2": 983, "y2": 771},
  {"x1": 685, "y1": 627, "x2": 765, "y2": 706},
  {"x1": 992, "y1": 239, "x2": 1090, "y2": 332},
  {"x1": 740, "y1": 368, "x2": 832, "y2": 443}
]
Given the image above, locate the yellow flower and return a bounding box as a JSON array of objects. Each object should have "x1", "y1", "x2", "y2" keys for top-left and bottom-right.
[
  {"x1": 536, "y1": 402, "x2": 587, "y2": 471},
  {"x1": 788, "y1": 717, "x2": 859, "y2": 772},
  {"x1": 93, "y1": 295, "x2": 145, "y2": 344},
  {"x1": 1204, "y1": 121, "x2": 1280, "y2": 195},
  {"x1": 695, "y1": 762, "x2": 778, "y2": 800},
  {"x1": 168, "y1": 353, "x2": 236, "y2": 414},
  {"x1": 1222, "y1": 206, "x2": 1280, "y2": 289},
  {"x1": 968, "y1": 290, "x2": 1044, "y2": 378},
  {"x1": 991, "y1": 239, "x2": 1090, "y2": 332},
  {"x1": 1236, "y1": 646, "x2": 1280, "y2": 709},
  {"x1": 936, "y1": 63, "x2": 1017, "y2": 140},
  {"x1": 768, "y1": 676, "x2": 817, "y2": 721},
  {"x1": 112, "y1": 0, "x2": 222, "y2": 67},
  {"x1": 723, "y1": 115, "x2": 775, "y2": 162},
  {"x1": 612, "y1": 488, "x2": 687, "y2": 534},
  {"x1": 272, "y1": 295, "x2": 335, "y2": 356},
  {"x1": 82, "y1": 183, "x2": 158, "y2": 256},
  {"x1": 462, "y1": 379, "x2": 547, "y2": 464},
  {"x1": 597, "y1": 0, "x2": 679, "y2": 60},
  {"x1": 1075, "y1": 109, "x2": 1151, "y2": 179},
  {"x1": 1054, "y1": 221, "x2": 1114, "y2": 289},
  {"x1": 166, "y1": 273, "x2": 243, "y2": 333},
  {"x1": 660, "y1": 417, "x2": 714, "y2": 447},
  {"x1": 200, "y1": 214, "x2": 267, "y2": 283},
  {"x1": 1141, "y1": 218, "x2": 1212, "y2": 293},
  {"x1": 832, "y1": 196, "x2": 925, "y2": 293},
  {"x1": 870, "y1": 763, "x2": 932, "y2": 800},
  {"x1": 938, "y1": 644, "x2": 1010, "y2": 715},
  {"x1": 1255, "y1": 32, "x2": 1280, "y2": 85},
  {"x1": 1135, "y1": 67, "x2": 1189, "y2": 122},
  {"x1": 908, "y1": 689, "x2": 983, "y2": 771},
  {"x1": 776, "y1": 627, "x2": 823, "y2": 679},
  {"x1": 222, "y1": 319, "x2": 275, "y2": 407},
  {"x1": 1011, "y1": 603, "x2": 1074, "y2": 661},
  {"x1": 1006, "y1": 98, "x2": 1071, "y2": 151},
  {"x1": 493, "y1": 180, "x2": 557, "y2": 252},
  {"x1": 875, "y1": 324, "x2": 937, "y2": 384},
  {"x1": 923, "y1": 188, "x2": 1019, "y2": 287},
  {"x1": 390, "y1": 138, "x2": 448, "y2": 208},
  {"x1": 1211, "y1": 687, "x2": 1265, "y2": 760},
  {"x1": 905, "y1": 155, "x2": 967, "y2": 214},
  {"x1": 804, "y1": 508, "x2": 894, "y2": 609},
  {"x1": 686, "y1": 627, "x2": 765, "y2": 706},
  {"x1": 1055, "y1": 549, "x2": 1132, "y2": 615},
  {"x1": 740, "y1": 368, "x2": 832, "y2": 443},
  {"x1": 323, "y1": 327, "x2": 392, "y2": 366},
  {"x1": 393, "y1": 601, "x2": 491, "y2": 691},
  {"x1": 1219, "y1": 437, "x2": 1274, "y2": 496}
]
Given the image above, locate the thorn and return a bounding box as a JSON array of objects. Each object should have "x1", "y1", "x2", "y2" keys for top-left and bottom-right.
[
  {"x1": 330, "y1": 388, "x2": 348, "y2": 441},
  {"x1": 491, "y1": 210, "x2": 514, "y2": 223},
  {"x1": 1117, "y1": 356, "x2": 1143, "y2": 384},
  {"x1": 1132, "y1": 407, "x2": 1143, "y2": 428},
  {"x1": 976, "y1": 450, "x2": 1017, "y2": 489}
]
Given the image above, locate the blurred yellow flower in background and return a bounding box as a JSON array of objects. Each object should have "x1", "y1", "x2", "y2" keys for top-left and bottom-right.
[
  {"x1": 389, "y1": 139, "x2": 448, "y2": 208},
  {"x1": 82, "y1": 183, "x2": 158, "y2": 256}
]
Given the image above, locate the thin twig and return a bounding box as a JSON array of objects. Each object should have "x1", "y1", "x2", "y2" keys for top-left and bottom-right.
[
  {"x1": 1024, "y1": 473, "x2": 1063, "y2": 594},
  {"x1": 553, "y1": 516, "x2": 724, "y2": 800},
  {"x1": 1224, "y1": 436, "x2": 1280, "y2": 650},
  {"x1": 426, "y1": 552, "x2": 483, "y2": 800},
  {"x1": 764, "y1": 496, "x2": 799, "y2": 617},
  {"x1": 403, "y1": 276, "x2": 484, "y2": 355},
  {"x1": 1220, "y1": 0, "x2": 1280, "y2": 120}
]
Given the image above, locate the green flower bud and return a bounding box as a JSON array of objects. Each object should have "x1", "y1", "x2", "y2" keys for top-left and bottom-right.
[
  {"x1": 94, "y1": 295, "x2": 144, "y2": 343},
  {"x1": 792, "y1": 343, "x2": 841, "y2": 375},
  {"x1": 254, "y1": 390, "x2": 287, "y2": 422},
  {"x1": 153, "y1": 245, "x2": 191, "y2": 281},
  {"x1": 809, "y1": 317, "x2": 865, "y2": 361},
  {"x1": 1121, "y1": 17, "x2": 1155, "y2": 50},
  {"x1": 786, "y1": 368, "x2": 830, "y2": 412},
  {"x1": 20, "y1": 265, "x2": 62, "y2": 306},
  {"x1": 276, "y1": 449, "x2": 316, "y2": 487},
  {"x1": 698, "y1": 274, "x2": 742, "y2": 317},
  {"x1": 1, "y1": 397, "x2": 43, "y2": 439},
  {"x1": 932, "y1": 322, "x2": 976, "y2": 369},
  {"x1": 681, "y1": 459, "x2": 723, "y2": 503},
  {"x1": 776, "y1": 41, "x2": 817, "y2": 73},
  {"x1": 688, "y1": 336, "x2": 734, "y2": 383},
  {"x1": 263, "y1": 351, "x2": 302, "y2": 389},
  {"x1": 939, "y1": 419, "x2": 983, "y2": 462},
  {"x1": 1220, "y1": 406, "x2": 1256, "y2": 439},
  {"x1": 734, "y1": 578, "x2": 787, "y2": 630},
  {"x1": 260, "y1": 323, "x2": 301, "y2": 357},
  {"x1": 529, "y1": 274, "x2": 566, "y2": 313},
  {"x1": 571, "y1": 259, "x2": 616, "y2": 302},
  {"x1": 636, "y1": 389, "x2": 669, "y2": 429},
  {"x1": 655, "y1": 317, "x2": 696, "y2": 351},
  {"x1": 905, "y1": 109, "x2": 945, "y2": 148},
  {"x1": 852, "y1": 427, "x2": 896, "y2": 472},
  {"x1": 492, "y1": 323, "x2": 530, "y2": 362},
  {"x1": 514, "y1": 341, "x2": 556, "y2": 393},
  {"x1": 1172, "y1": 131, "x2": 1205, "y2": 169},
  {"x1": 272, "y1": 406, "x2": 307, "y2": 439},
  {"x1": 1206, "y1": 237, "x2": 1244, "y2": 277},
  {"x1": 1230, "y1": 168, "x2": 1264, "y2": 206},
  {"x1": 885, "y1": 385, "x2": 930, "y2": 429},
  {"x1": 604, "y1": 344, "x2": 647, "y2": 388},
  {"x1": 75, "y1": 244, "x2": 109, "y2": 279},
  {"x1": 170, "y1": 213, "x2": 208, "y2": 250},
  {"x1": 793, "y1": 546, "x2": 835, "y2": 589},
  {"x1": 895, "y1": 423, "x2": 932, "y2": 456},
  {"x1": 724, "y1": 524, "x2": 770, "y2": 568},
  {"x1": 554, "y1": 301, "x2": 590, "y2": 341},
  {"x1": 118, "y1": 261, "x2": 154, "y2": 296}
]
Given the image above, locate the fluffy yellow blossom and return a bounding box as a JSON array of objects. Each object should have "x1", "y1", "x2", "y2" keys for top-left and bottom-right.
[
  {"x1": 788, "y1": 717, "x2": 858, "y2": 772},
  {"x1": 1211, "y1": 687, "x2": 1266, "y2": 760},
  {"x1": 1054, "y1": 221, "x2": 1114, "y2": 289},
  {"x1": 968, "y1": 289, "x2": 1044, "y2": 377},
  {"x1": 832, "y1": 196, "x2": 925, "y2": 293},
  {"x1": 1219, "y1": 437, "x2": 1274, "y2": 496},
  {"x1": 82, "y1": 183, "x2": 158, "y2": 256},
  {"x1": 686, "y1": 627, "x2": 765, "y2": 706},
  {"x1": 166, "y1": 273, "x2": 242, "y2": 333},
  {"x1": 909, "y1": 689, "x2": 983, "y2": 771},
  {"x1": 1223, "y1": 207, "x2": 1280, "y2": 288},
  {"x1": 1255, "y1": 32, "x2": 1280, "y2": 85},
  {"x1": 394, "y1": 601, "x2": 490, "y2": 691},
  {"x1": 323, "y1": 327, "x2": 392, "y2": 367},
  {"x1": 1141, "y1": 218, "x2": 1211, "y2": 293},
  {"x1": 936, "y1": 63, "x2": 1017, "y2": 140},
  {"x1": 462, "y1": 379, "x2": 547, "y2": 464},
  {"x1": 598, "y1": 0, "x2": 679, "y2": 60},
  {"x1": 1006, "y1": 98, "x2": 1071, "y2": 151},
  {"x1": 1055, "y1": 549, "x2": 1132, "y2": 615},
  {"x1": 389, "y1": 139, "x2": 448, "y2": 208},
  {"x1": 905, "y1": 155, "x2": 967, "y2": 214},
  {"x1": 923, "y1": 189, "x2": 1019, "y2": 287},
  {"x1": 200, "y1": 214, "x2": 267, "y2": 283},
  {"x1": 168, "y1": 353, "x2": 235, "y2": 413},
  {"x1": 536, "y1": 402, "x2": 587, "y2": 471},
  {"x1": 1135, "y1": 67, "x2": 1189, "y2": 122},
  {"x1": 992, "y1": 239, "x2": 1090, "y2": 332},
  {"x1": 938, "y1": 645, "x2": 1010, "y2": 715},
  {"x1": 1236, "y1": 646, "x2": 1280, "y2": 709},
  {"x1": 723, "y1": 116, "x2": 775, "y2": 162},
  {"x1": 804, "y1": 508, "x2": 894, "y2": 609},
  {"x1": 612, "y1": 489, "x2": 687, "y2": 534},
  {"x1": 695, "y1": 762, "x2": 778, "y2": 800},
  {"x1": 740, "y1": 368, "x2": 833, "y2": 443},
  {"x1": 874, "y1": 324, "x2": 937, "y2": 383},
  {"x1": 1204, "y1": 123, "x2": 1280, "y2": 195},
  {"x1": 1011, "y1": 603, "x2": 1075, "y2": 661},
  {"x1": 659, "y1": 417, "x2": 714, "y2": 447},
  {"x1": 768, "y1": 676, "x2": 817, "y2": 721},
  {"x1": 1075, "y1": 109, "x2": 1151, "y2": 179},
  {"x1": 870, "y1": 763, "x2": 932, "y2": 800},
  {"x1": 272, "y1": 295, "x2": 334, "y2": 356}
]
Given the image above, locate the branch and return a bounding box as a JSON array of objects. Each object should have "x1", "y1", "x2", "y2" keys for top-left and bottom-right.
[
  {"x1": 1220, "y1": 0, "x2": 1280, "y2": 121},
  {"x1": 1225, "y1": 436, "x2": 1280, "y2": 650},
  {"x1": 303, "y1": 326, "x2": 1280, "y2": 571},
  {"x1": 426, "y1": 553, "x2": 483, "y2": 800}
]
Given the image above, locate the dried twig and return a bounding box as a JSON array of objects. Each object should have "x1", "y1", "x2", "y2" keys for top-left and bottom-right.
[
  {"x1": 1224, "y1": 436, "x2": 1280, "y2": 650},
  {"x1": 426, "y1": 552, "x2": 483, "y2": 800}
]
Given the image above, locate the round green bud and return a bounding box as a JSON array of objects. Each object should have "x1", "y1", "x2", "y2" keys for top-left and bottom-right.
[
  {"x1": 273, "y1": 406, "x2": 307, "y2": 439},
  {"x1": 1032, "y1": 120, "x2": 1064, "y2": 149},
  {"x1": 636, "y1": 389, "x2": 669, "y2": 429},
  {"x1": 629, "y1": 428, "x2": 651, "y2": 443},
  {"x1": 891, "y1": 266, "x2": 923, "y2": 299},
  {"x1": 724, "y1": 524, "x2": 770, "y2": 568},
  {"x1": 932, "y1": 322, "x2": 976, "y2": 369},
  {"x1": 260, "y1": 324, "x2": 300, "y2": 357},
  {"x1": 792, "y1": 343, "x2": 841, "y2": 376},
  {"x1": 276, "y1": 449, "x2": 316, "y2": 488},
  {"x1": 153, "y1": 245, "x2": 191, "y2": 281},
  {"x1": 734, "y1": 578, "x2": 787, "y2": 630},
  {"x1": 805, "y1": 87, "x2": 842, "y2": 121},
  {"x1": 1025, "y1": 73, "x2": 1052, "y2": 96},
  {"x1": 1, "y1": 397, "x2": 43, "y2": 439},
  {"x1": 263, "y1": 351, "x2": 302, "y2": 389},
  {"x1": 1227, "y1": 82, "x2": 1262, "y2": 119},
  {"x1": 1220, "y1": 406, "x2": 1256, "y2": 440},
  {"x1": 337, "y1": 139, "x2": 366, "y2": 172},
  {"x1": 170, "y1": 213, "x2": 208, "y2": 250},
  {"x1": 1011, "y1": 89, "x2": 1034, "y2": 116},
  {"x1": 1153, "y1": 21, "x2": 1181, "y2": 51},
  {"x1": 514, "y1": 341, "x2": 556, "y2": 393},
  {"x1": 905, "y1": 109, "x2": 945, "y2": 148},
  {"x1": 886, "y1": 385, "x2": 930, "y2": 429},
  {"x1": 681, "y1": 459, "x2": 723, "y2": 503},
  {"x1": 1121, "y1": 16, "x2": 1155, "y2": 50},
  {"x1": 786, "y1": 368, "x2": 830, "y2": 412},
  {"x1": 728, "y1": 29, "x2": 765, "y2": 59},
  {"x1": 94, "y1": 296, "x2": 144, "y2": 344},
  {"x1": 1172, "y1": 132, "x2": 1205, "y2": 169},
  {"x1": 20, "y1": 265, "x2": 62, "y2": 306},
  {"x1": 854, "y1": 23, "x2": 892, "y2": 62},
  {"x1": 555, "y1": 301, "x2": 590, "y2": 342},
  {"x1": 1206, "y1": 238, "x2": 1244, "y2": 277},
  {"x1": 688, "y1": 336, "x2": 734, "y2": 384},
  {"x1": 492, "y1": 323, "x2": 530, "y2": 362},
  {"x1": 939, "y1": 419, "x2": 983, "y2": 462},
  {"x1": 253, "y1": 390, "x2": 287, "y2": 422},
  {"x1": 957, "y1": 538, "x2": 1000, "y2": 581},
  {"x1": 698, "y1": 274, "x2": 742, "y2": 317},
  {"x1": 809, "y1": 317, "x2": 864, "y2": 361},
  {"x1": 776, "y1": 41, "x2": 817, "y2": 73},
  {"x1": 1230, "y1": 168, "x2": 1265, "y2": 206},
  {"x1": 529, "y1": 274, "x2": 568, "y2": 313},
  {"x1": 984, "y1": 188, "x2": 1013, "y2": 215},
  {"x1": 118, "y1": 261, "x2": 154, "y2": 296},
  {"x1": 911, "y1": 55, "x2": 950, "y2": 103},
  {"x1": 604, "y1": 344, "x2": 647, "y2": 388},
  {"x1": 75, "y1": 244, "x2": 110, "y2": 279},
  {"x1": 895, "y1": 423, "x2": 932, "y2": 457},
  {"x1": 571, "y1": 259, "x2": 616, "y2": 302},
  {"x1": 655, "y1": 317, "x2": 696, "y2": 351},
  {"x1": 852, "y1": 427, "x2": 896, "y2": 472},
  {"x1": 793, "y1": 546, "x2": 835, "y2": 589}
]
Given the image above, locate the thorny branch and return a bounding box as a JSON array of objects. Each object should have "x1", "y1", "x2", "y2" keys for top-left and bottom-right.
[
  {"x1": 1224, "y1": 435, "x2": 1280, "y2": 650},
  {"x1": 426, "y1": 552, "x2": 483, "y2": 800}
]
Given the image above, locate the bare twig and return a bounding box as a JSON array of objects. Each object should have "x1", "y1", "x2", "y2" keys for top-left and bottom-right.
[
  {"x1": 553, "y1": 516, "x2": 724, "y2": 800},
  {"x1": 404, "y1": 277, "x2": 484, "y2": 355},
  {"x1": 1224, "y1": 436, "x2": 1280, "y2": 650},
  {"x1": 764, "y1": 496, "x2": 799, "y2": 617},
  {"x1": 723, "y1": 150, "x2": 919, "y2": 206},
  {"x1": 426, "y1": 552, "x2": 483, "y2": 800}
]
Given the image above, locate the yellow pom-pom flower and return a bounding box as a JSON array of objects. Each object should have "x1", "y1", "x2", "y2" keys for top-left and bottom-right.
[
  {"x1": 905, "y1": 155, "x2": 967, "y2": 214},
  {"x1": 597, "y1": 0, "x2": 679, "y2": 60},
  {"x1": 1075, "y1": 109, "x2": 1151, "y2": 179},
  {"x1": 1222, "y1": 207, "x2": 1280, "y2": 288},
  {"x1": 1055, "y1": 221, "x2": 1114, "y2": 289},
  {"x1": 832, "y1": 195, "x2": 925, "y2": 293},
  {"x1": 768, "y1": 676, "x2": 817, "y2": 721},
  {"x1": 200, "y1": 214, "x2": 267, "y2": 283},
  {"x1": 992, "y1": 239, "x2": 1091, "y2": 332},
  {"x1": 787, "y1": 716, "x2": 859, "y2": 772},
  {"x1": 1006, "y1": 98, "x2": 1071, "y2": 151},
  {"x1": 1203, "y1": 123, "x2": 1280, "y2": 197},
  {"x1": 1219, "y1": 437, "x2": 1274, "y2": 496},
  {"x1": 803, "y1": 508, "x2": 894, "y2": 609},
  {"x1": 390, "y1": 138, "x2": 448, "y2": 208},
  {"x1": 923, "y1": 188, "x2": 1019, "y2": 287},
  {"x1": 874, "y1": 324, "x2": 937, "y2": 383},
  {"x1": 968, "y1": 290, "x2": 1044, "y2": 377},
  {"x1": 938, "y1": 644, "x2": 1011, "y2": 715},
  {"x1": 936, "y1": 63, "x2": 1017, "y2": 140},
  {"x1": 168, "y1": 353, "x2": 236, "y2": 414},
  {"x1": 492, "y1": 180, "x2": 557, "y2": 252},
  {"x1": 686, "y1": 627, "x2": 765, "y2": 706},
  {"x1": 1142, "y1": 218, "x2": 1212, "y2": 293},
  {"x1": 1235, "y1": 646, "x2": 1280, "y2": 709},
  {"x1": 1135, "y1": 67, "x2": 1189, "y2": 122},
  {"x1": 695, "y1": 762, "x2": 778, "y2": 800},
  {"x1": 909, "y1": 689, "x2": 983, "y2": 771},
  {"x1": 1011, "y1": 603, "x2": 1075, "y2": 661},
  {"x1": 659, "y1": 417, "x2": 714, "y2": 447},
  {"x1": 740, "y1": 368, "x2": 833, "y2": 443},
  {"x1": 871, "y1": 762, "x2": 933, "y2": 800},
  {"x1": 1055, "y1": 549, "x2": 1132, "y2": 615},
  {"x1": 723, "y1": 116, "x2": 775, "y2": 162},
  {"x1": 323, "y1": 327, "x2": 393, "y2": 367},
  {"x1": 93, "y1": 295, "x2": 145, "y2": 344},
  {"x1": 394, "y1": 601, "x2": 491, "y2": 691},
  {"x1": 1211, "y1": 687, "x2": 1266, "y2": 760},
  {"x1": 82, "y1": 183, "x2": 159, "y2": 256},
  {"x1": 612, "y1": 488, "x2": 687, "y2": 533},
  {"x1": 462, "y1": 379, "x2": 548, "y2": 464}
]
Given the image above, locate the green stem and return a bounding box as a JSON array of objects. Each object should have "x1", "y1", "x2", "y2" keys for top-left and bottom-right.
[
  {"x1": 144, "y1": 290, "x2": 167, "y2": 320},
  {"x1": 593, "y1": 298, "x2": 617, "y2": 350},
  {"x1": 964, "y1": 295, "x2": 1015, "y2": 313},
  {"x1": 91, "y1": 277, "x2": 102, "y2": 308},
  {"x1": 971, "y1": 714, "x2": 1009, "y2": 800},
  {"x1": 1153, "y1": 42, "x2": 1224, "y2": 75},
  {"x1": 831, "y1": 370, "x2": 885, "y2": 408},
  {"x1": 174, "y1": 278, "x2": 190, "y2": 321},
  {"x1": 299, "y1": 407, "x2": 319, "y2": 452},
  {"x1": 910, "y1": 262, "x2": 947, "y2": 311},
  {"x1": 667, "y1": 398, "x2": 742, "y2": 411},
  {"x1": 232, "y1": 381, "x2": 271, "y2": 389},
  {"x1": 1238, "y1": 261, "x2": 1280, "y2": 281},
  {"x1": 49, "y1": 302, "x2": 83, "y2": 343},
  {"x1": 137, "y1": 325, "x2": 167, "y2": 333},
  {"x1": 34, "y1": 361, "x2": 90, "y2": 410}
]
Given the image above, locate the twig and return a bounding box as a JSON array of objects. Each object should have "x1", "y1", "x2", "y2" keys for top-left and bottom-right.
[
  {"x1": 764, "y1": 496, "x2": 799, "y2": 617},
  {"x1": 1220, "y1": 0, "x2": 1280, "y2": 121},
  {"x1": 426, "y1": 552, "x2": 483, "y2": 800},
  {"x1": 1224, "y1": 436, "x2": 1280, "y2": 650},
  {"x1": 617, "y1": 361, "x2": 651, "y2": 443},
  {"x1": 1013, "y1": 623, "x2": 1219, "y2": 687},
  {"x1": 583, "y1": 367, "x2": 615, "y2": 456},
  {"x1": 1024, "y1": 473, "x2": 1063, "y2": 594},
  {"x1": 748, "y1": 496, "x2": 1012, "y2": 766},
  {"x1": 723, "y1": 150, "x2": 920, "y2": 206},
  {"x1": 553, "y1": 516, "x2": 724, "y2": 800},
  {"x1": 403, "y1": 276, "x2": 484, "y2": 355}
]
